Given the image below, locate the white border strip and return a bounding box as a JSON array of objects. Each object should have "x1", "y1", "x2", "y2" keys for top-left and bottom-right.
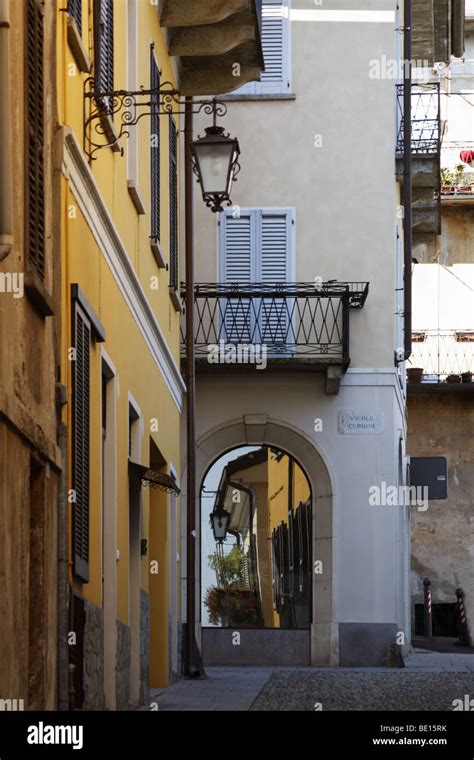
[
  {"x1": 63, "y1": 129, "x2": 186, "y2": 412},
  {"x1": 290, "y1": 10, "x2": 395, "y2": 23}
]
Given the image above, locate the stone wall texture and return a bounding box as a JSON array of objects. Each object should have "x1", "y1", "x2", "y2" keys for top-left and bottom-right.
[
  {"x1": 116, "y1": 620, "x2": 131, "y2": 710},
  {"x1": 83, "y1": 600, "x2": 104, "y2": 710},
  {"x1": 409, "y1": 391, "x2": 474, "y2": 632}
]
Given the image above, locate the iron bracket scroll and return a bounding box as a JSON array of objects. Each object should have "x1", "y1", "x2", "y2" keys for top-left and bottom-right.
[
  {"x1": 83, "y1": 77, "x2": 228, "y2": 161},
  {"x1": 128, "y1": 460, "x2": 181, "y2": 496}
]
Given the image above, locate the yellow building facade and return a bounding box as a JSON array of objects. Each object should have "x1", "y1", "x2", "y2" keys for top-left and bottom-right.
[{"x1": 57, "y1": 0, "x2": 184, "y2": 709}]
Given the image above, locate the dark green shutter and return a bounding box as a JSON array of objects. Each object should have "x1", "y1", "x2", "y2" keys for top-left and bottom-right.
[
  {"x1": 94, "y1": 0, "x2": 114, "y2": 94},
  {"x1": 150, "y1": 46, "x2": 160, "y2": 242},
  {"x1": 169, "y1": 117, "x2": 178, "y2": 291},
  {"x1": 26, "y1": 0, "x2": 45, "y2": 280},
  {"x1": 73, "y1": 304, "x2": 91, "y2": 583},
  {"x1": 68, "y1": 0, "x2": 82, "y2": 35}
]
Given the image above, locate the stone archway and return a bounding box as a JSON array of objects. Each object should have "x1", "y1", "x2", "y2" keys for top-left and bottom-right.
[{"x1": 182, "y1": 414, "x2": 338, "y2": 667}]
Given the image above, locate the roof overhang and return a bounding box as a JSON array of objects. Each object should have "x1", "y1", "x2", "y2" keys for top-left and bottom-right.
[{"x1": 159, "y1": 0, "x2": 265, "y2": 96}]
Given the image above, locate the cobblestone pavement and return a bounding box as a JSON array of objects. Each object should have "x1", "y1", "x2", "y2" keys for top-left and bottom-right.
[
  {"x1": 146, "y1": 652, "x2": 474, "y2": 712},
  {"x1": 250, "y1": 670, "x2": 474, "y2": 711}
]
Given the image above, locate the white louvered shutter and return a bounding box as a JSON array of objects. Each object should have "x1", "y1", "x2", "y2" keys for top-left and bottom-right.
[
  {"x1": 260, "y1": 1, "x2": 287, "y2": 91},
  {"x1": 222, "y1": 212, "x2": 254, "y2": 343},
  {"x1": 258, "y1": 210, "x2": 291, "y2": 351},
  {"x1": 231, "y1": 0, "x2": 290, "y2": 95}
]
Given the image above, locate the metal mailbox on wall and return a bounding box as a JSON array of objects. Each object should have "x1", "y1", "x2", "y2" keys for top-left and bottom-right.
[{"x1": 410, "y1": 456, "x2": 448, "y2": 500}]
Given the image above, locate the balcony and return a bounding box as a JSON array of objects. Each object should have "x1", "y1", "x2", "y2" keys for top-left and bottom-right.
[
  {"x1": 396, "y1": 83, "x2": 441, "y2": 248},
  {"x1": 408, "y1": 330, "x2": 474, "y2": 390},
  {"x1": 159, "y1": 0, "x2": 264, "y2": 95},
  {"x1": 180, "y1": 281, "x2": 369, "y2": 394}
]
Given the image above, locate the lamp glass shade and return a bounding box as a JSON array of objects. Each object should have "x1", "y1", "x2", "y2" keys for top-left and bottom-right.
[
  {"x1": 193, "y1": 140, "x2": 236, "y2": 196},
  {"x1": 210, "y1": 508, "x2": 231, "y2": 542}
]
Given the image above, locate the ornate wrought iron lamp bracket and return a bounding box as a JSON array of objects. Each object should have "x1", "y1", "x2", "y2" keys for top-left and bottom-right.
[{"x1": 83, "y1": 77, "x2": 228, "y2": 161}]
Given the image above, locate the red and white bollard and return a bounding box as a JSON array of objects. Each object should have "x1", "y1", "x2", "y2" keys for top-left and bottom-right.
[
  {"x1": 423, "y1": 578, "x2": 433, "y2": 638},
  {"x1": 456, "y1": 588, "x2": 472, "y2": 647}
]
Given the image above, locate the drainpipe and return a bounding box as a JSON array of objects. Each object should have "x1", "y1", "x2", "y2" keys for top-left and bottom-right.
[
  {"x1": 184, "y1": 97, "x2": 203, "y2": 677},
  {"x1": 403, "y1": 0, "x2": 413, "y2": 361},
  {"x1": 0, "y1": 0, "x2": 13, "y2": 260},
  {"x1": 57, "y1": 421, "x2": 70, "y2": 710},
  {"x1": 452, "y1": 0, "x2": 465, "y2": 59}
]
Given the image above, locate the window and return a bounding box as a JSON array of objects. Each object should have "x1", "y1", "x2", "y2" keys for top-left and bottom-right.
[
  {"x1": 26, "y1": 0, "x2": 45, "y2": 280},
  {"x1": 220, "y1": 208, "x2": 293, "y2": 283},
  {"x1": 68, "y1": 0, "x2": 82, "y2": 35},
  {"x1": 93, "y1": 0, "x2": 114, "y2": 94},
  {"x1": 72, "y1": 302, "x2": 91, "y2": 583},
  {"x1": 150, "y1": 46, "x2": 160, "y2": 244},
  {"x1": 220, "y1": 208, "x2": 293, "y2": 348},
  {"x1": 169, "y1": 117, "x2": 178, "y2": 291},
  {"x1": 232, "y1": 0, "x2": 291, "y2": 96}
]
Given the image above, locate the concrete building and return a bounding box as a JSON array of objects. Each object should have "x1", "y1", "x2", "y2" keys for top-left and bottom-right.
[
  {"x1": 409, "y1": 0, "x2": 474, "y2": 643},
  {"x1": 184, "y1": 0, "x2": 462, "y2": 668}
]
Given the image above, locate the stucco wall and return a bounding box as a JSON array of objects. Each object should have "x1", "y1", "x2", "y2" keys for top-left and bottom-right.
[{"x1": 192, "y1": 0, "x2": 400, "y2": 368}]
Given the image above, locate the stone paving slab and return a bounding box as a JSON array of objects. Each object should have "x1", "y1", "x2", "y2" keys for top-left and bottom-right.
[{"x1": 146, "y1": 667, "x2": 274, "y2": 711}]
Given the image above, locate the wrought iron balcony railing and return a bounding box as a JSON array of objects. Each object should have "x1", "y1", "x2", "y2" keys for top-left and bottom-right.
[
  {"x1": 396, "y1": 83, "x2": 441, "y2": 156},
  {"x1": 180, "y1": 282, "x2": 369, "y2": 364},
  {"x1": 409, "y1": 330, "x2": 474, "y2": 382}
]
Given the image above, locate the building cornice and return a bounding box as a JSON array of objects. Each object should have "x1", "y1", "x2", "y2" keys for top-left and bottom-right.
[{"x1": 61, "y1": 128, "x2": 186, "y2": 411}]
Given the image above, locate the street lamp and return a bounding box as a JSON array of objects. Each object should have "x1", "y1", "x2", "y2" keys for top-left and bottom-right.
[
  {"x1": 209, "y1": 503, "x2": 231, "y2": 543},
  {"x1": 191, "y1": 122, "x2": 240, "y2": 213}
]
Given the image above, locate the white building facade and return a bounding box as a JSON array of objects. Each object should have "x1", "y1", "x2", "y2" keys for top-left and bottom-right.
[{"x1": 181, "y1": 0, "x2": 453, "y2": 667}]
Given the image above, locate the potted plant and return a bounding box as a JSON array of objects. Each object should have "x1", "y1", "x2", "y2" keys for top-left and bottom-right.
[
  {"x1": 441, "y1": 167, "x2": 455, "y2": 194},
  {"x1": 407, "y1": 367, "x2": 424, "y2": 383},
  {"x1": 461, "y1": 371, "x2": 472, "y2": 384},
  {"x1": 446, "y1": 374, "x2": 461, "y2": 384}
]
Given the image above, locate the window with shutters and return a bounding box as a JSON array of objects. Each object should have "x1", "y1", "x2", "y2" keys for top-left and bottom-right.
[
  {"x1": 94, "y1": 0, "x2": 114, "y2": 95},
  {"x1": 150, "y1": 46, "x2": 160, "y2": 243},
  {"x1": 72, "y1": 303, "x2": 91, "y2": 583},
  {"x1": 68, "y1": 0, "x2": 82, "y2": 35},
  {"x1": 26, "y1": 0, "x2": 45, "y2": 281},
  {"x1": 232, "y1": 0, "x2": 291, "y2": 96},
  {"x1": 169, "y1": 117, "x2": 178, "y2": 291},
  {"x1": 219, "y1": 208, "x2": 293, "y2": 350}
]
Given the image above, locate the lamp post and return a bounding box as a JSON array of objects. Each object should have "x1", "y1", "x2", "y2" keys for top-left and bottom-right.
[{"x1": 210, "y1": 504, "x2": 231, "y2": 544}]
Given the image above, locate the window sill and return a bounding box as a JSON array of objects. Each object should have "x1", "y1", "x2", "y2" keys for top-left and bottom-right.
[
  {"x1": 24, "y1": 271, "x2": 54, "y2": 318},
  {"x1": 67, "y1": 17, "x2": 91, "y2": 74},
  {"x1": 150, "y1": 239, "x2": 166, "y2": 269},
  {"x1": 169, "y1": 288, "x2": 182, "y2": 313},
  {"x1": 127, "y1": 181, "x2": 146, "y2": 215},
  {"x1": 219, "y1": 93, "x2": 296, "y2": 102},
  {"x1": 99, "y1": 112, "x2": 122, "y2": 154}
]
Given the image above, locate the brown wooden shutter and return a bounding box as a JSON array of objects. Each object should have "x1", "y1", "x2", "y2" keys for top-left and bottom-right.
[
  {"x1": 93, "y1": 0, "x2": 114, "y2": 94},
  {"x1": 26, "y1": 0, "x2": 45, "y2": 280},
  {"x1": 169, "y1": 117, "x2": 178, "y2": 291},
  {"x1": 72, "y1": 303, "x2": 91, "y2": 582},
  {"x1": 150, "y1": 46, "x2": 160, "y2": 243}
]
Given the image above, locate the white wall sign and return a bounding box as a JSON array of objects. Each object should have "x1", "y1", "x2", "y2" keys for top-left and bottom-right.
[{"x1": 338, "y1": 410, "x2": 384, "y2": 435}]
